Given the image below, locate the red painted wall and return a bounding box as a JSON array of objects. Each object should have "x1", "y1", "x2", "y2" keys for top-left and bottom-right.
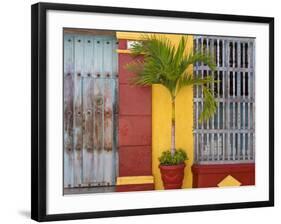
[
  {"x1": 192, "y1": 163, "x2": 255, "y2": 188},
  {"x1": 117, "y1": 40, "x2": 153, "y2": 191},
  {"x1": 116, "y1": 183, "x2": 154, "y2": 192}
]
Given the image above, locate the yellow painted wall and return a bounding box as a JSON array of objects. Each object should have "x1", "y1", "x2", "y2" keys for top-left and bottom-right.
[
  {"x1": 152, "y1": 35, "x2": 194, "y2": 190},
  {"x1": 116, "y1": 32, "x2": 194, "y2": 189}
]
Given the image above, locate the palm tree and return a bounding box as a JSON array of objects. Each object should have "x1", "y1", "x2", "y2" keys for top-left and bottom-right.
[{"x1": 126, "y1": 35, "x2": 217, "y2": 157}]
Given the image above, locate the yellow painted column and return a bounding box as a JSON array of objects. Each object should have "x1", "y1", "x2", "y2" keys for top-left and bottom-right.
[{"x1": 152, "y1": 35, "x2": 194, "y2": 190}]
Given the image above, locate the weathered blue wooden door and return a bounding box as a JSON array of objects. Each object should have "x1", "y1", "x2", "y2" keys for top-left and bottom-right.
[{"x1": 64, "y1": 34, "x2": 118, "y2": 188}]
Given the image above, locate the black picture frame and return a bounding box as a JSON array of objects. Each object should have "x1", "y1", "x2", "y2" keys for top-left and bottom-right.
[{"x1": 31, "y1": 2, "x2": 274, "y2": 222}]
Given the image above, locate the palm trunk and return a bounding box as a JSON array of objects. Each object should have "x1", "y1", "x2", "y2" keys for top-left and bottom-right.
[{"x1": 171, "y1": 98, "x2": 176, "y2": 157}]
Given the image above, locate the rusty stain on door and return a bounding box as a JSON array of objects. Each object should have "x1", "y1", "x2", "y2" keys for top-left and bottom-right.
[{"x1": 63, "y1": 33, "x2": 118, "y2": 188}]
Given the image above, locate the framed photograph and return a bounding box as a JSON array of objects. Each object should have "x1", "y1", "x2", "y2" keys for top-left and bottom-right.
[{"x1": 31, "y1": 2, "x2": 274, "y2": 222}]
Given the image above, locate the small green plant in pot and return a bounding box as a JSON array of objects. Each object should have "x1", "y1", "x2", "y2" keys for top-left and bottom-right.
[
  {"x1": 159, "y1": 149, "x2": 188, "y2": 189},
  {"x1": 159, "y1": 149, "x2": 188, "y2": 165},
  {"x1": 126, "y1": 35, "x2": 216, "y2": 189}
]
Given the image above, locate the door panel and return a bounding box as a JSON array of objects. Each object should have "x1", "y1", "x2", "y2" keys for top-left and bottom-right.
[
  {"x1": 64, "y1": 34, "x2": 118, "y2": 188},
  {"x1": 63, "y1": 35, "x2": 74, "y2": 188},
  {"x1": 73, "y1": 35, "x2": 83, "y2": 187}
]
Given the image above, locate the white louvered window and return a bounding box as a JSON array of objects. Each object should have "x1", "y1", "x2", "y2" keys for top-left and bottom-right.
[{"x1": 193, "y1": 36, "x2": 255, "y2": 164}]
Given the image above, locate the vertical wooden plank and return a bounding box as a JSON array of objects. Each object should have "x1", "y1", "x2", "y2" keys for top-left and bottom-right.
[
  {"x1": 103, "y1": 77, "x2": 114, "y2": 185},
  {"x1": 73, "y1": 35, "x2": 84, "y2": 187},
  {"x1": 93, "y1": 37, "x2": 104, "y2": 185},
  {"x1": 103, "y1": 38, "x2": 115, "y2": 186},
  {"x1": 112, "y1": 39, "x2": 119, "y2": 181},
  {"x1": 64, "y1": 34, "x2": 74, "y2": 188},
  {"x1": 82, "y1": 36, "x2": 94, "y2": 186},
  {"x1": 94, "y1": 78, "x2": 104, "y2": 185},
  {"x1": 91, "y1": 37, "x2": 98, "y2": 185}
]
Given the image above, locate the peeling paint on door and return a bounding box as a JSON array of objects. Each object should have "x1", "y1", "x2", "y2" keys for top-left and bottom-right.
[{"x1": 63, "y1": 34, "x2": 118, "y2": 188}]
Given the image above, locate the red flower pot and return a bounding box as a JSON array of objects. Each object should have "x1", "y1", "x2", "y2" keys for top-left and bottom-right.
[{"x1": 159, "y1": 163, "x2": 186, "y2": 189}]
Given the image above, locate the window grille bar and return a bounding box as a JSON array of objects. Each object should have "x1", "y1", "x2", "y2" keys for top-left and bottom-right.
[
  {"x1": 206, "y1": 74, "x2": 210, "y2": 130},
  {"x1": 200, "y1": 38, "x2": 204, "y2": 161},
  {"x1": 226, "y1": 40, "x2": 231, "y2": 161},
  {"x1": 196, "y1": 159, "x2": 255, "y2": 165},
  {"x1": 222, "y1": 69, "x2": 226, "y2": 161},
  {"x1": 194, "y1": 129, "x2": 254, "y2": 134},
  {"x1": 201, "y1": 133, "x2": 204, "y2": 161},
  {"x1": 195, "y1": 37, "x2": 199, "y2": 162},
  {"x1": 247, "y1": 42, "x2": 251, "y2": 160},
  {"x1": 212, "y1": 40, "x2": 218, "y2": 161},
  {"x1": 232, "y1": 133, "x2": 236, "y2": 160},
  {"x1": 193, "y1": 98, "x2": 254, "y2": 103},
  {"x1": 232, "y1": 73, "x2": 236, "y2": 129},
  {"x1": 252, "y1": 41, "x2": 256, "y2": 162},
  {"x1": 195, "y1": 66, "x2": 254, "y2": 72},
  {"x1": 248, "y1": 77, "x2": 252, "y2": 126}
]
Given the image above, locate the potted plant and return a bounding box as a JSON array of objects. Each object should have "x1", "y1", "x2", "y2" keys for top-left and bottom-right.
[
  {"x1": 127, "y1": 35, "x2": 217, "y2": 189},
  {"x1": 158, "y1": 149, "x2": 187, "y2": 189}
]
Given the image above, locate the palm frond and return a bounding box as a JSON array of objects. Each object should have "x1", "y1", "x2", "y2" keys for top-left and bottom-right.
[
  {"x1": 126, "y1": 34, "x2": 218, "y2": 122},
  {"x1": 176, "y1": 74, "x2": 215, "y2": 95},
  {"x1": 173, "y1": 36, "x2": 187, "y2": 66},
  {"x1": 186, "y1": 51, "x2": 216, "y2": 71},
  {"x1": 199, "y1": 86, "x2": 217, "y2": 123}
]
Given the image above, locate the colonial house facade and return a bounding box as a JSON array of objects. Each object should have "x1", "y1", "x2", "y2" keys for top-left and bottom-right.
[{"x1": 63, "y1": 29, "x2": 255, "y2": 193}]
